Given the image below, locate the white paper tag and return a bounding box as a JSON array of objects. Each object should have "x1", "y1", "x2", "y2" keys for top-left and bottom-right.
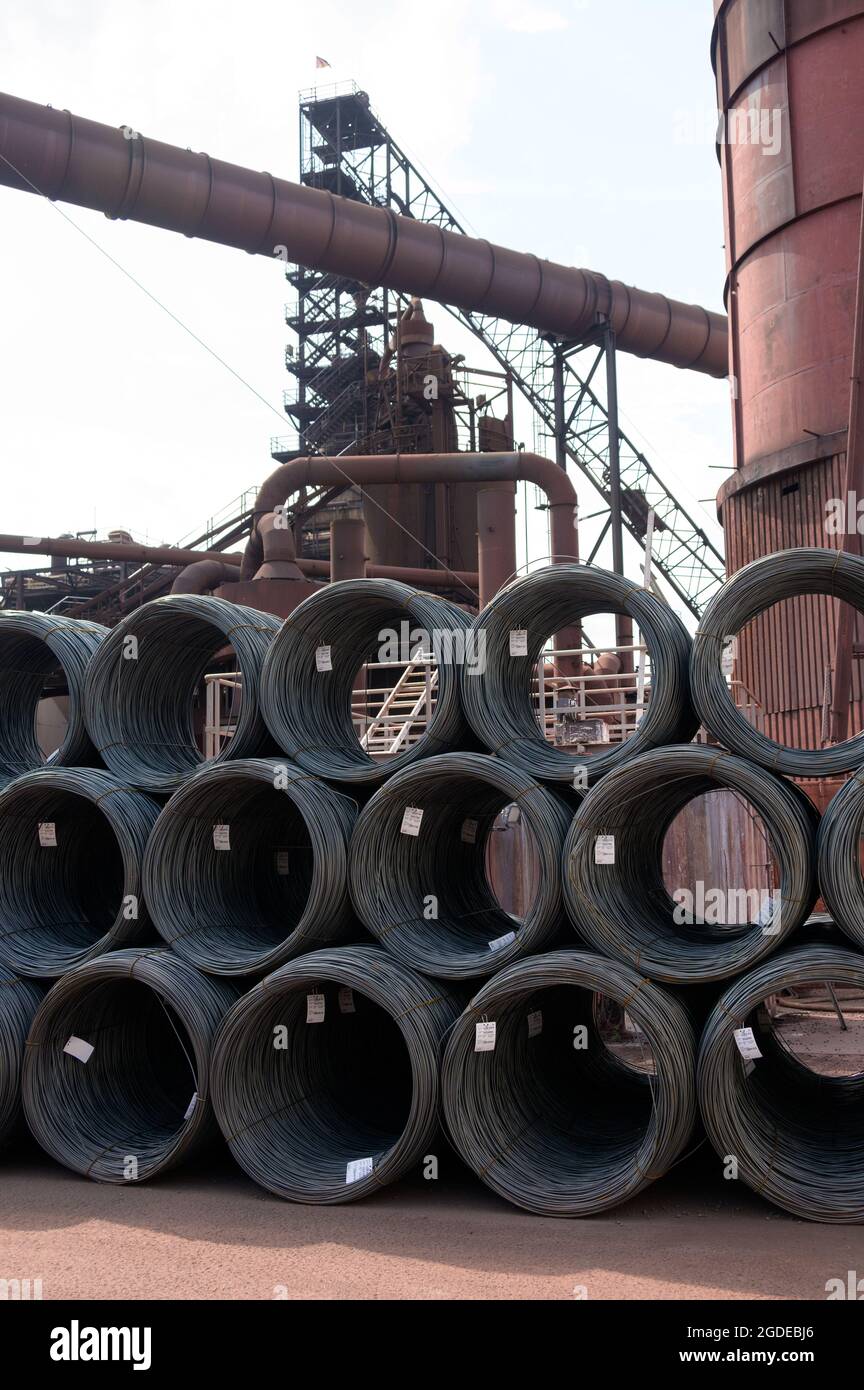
[
  {"x1": 306, "y1": 992, "x2": 325, "y2": 1023},
  {"x1": 594, "y1": 834, "x2": 615, "y2": 864},
  {"x1": 488, "y1": 931, "x2": 516, "y2": 952},
  {"x1": 346, "y1": 1157, "x2": 373, "y2": 1184},
  {"x1": 184, "y1": 1093, "x2": 198, "y2": 1120},
  {"x1": 527, "y1": 1010, "x2": 543, "y2": 1038},
  {"x1": 338, "y1": 987, "x2": 355, "y2": 1014},
  {"x1": 734, "y1": 1026, "x2": 762, "y2": 1060},
  {"x1": 274, "y1": 850, "x2": 291, "y2": 875},
  {"x1": 315, "y1": 645, "x2": 332, "y2": 672},
  {"x1": 213, "y1": 823, "x2": 231, "y2": 851},
  {"x1": 509, "y1": 628, "x2": 528, "y2": 656},
  {"x1": 63, "y1": 1035, "x2": 94, "y2": 1063},
  {"x1": 460, "y1": 818, "x2": 479, "y2": 844},
  {"x1": 475, "y1": 1021, "x2": 497, "y2": 1052},
  {"x1": 400, "y1": 806, "x2": 424, "y2": 836},
  {"x1": 38, "y1": 821, "x2": 57, "y2": 848},
  {"x1": 721, "y1": 642, "x2": 735, "y2": 678}
]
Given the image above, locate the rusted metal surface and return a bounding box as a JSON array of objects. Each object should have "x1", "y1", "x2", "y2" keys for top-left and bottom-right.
[
  {"x1": 476, "y1": 484, "x2": 517, "y2": 606},
  {"x1": 712, "y1": 0, "x2": 864, "y2": 470},
  {"x1": 0, "y1": 533, "x2": 244, "y2": 568},
  {"x1": 329, "y1": 517, "x2": 367, "y2": 582},
  {"x1": 0, "y1": 90, "x2": 727, "y2": 376}
]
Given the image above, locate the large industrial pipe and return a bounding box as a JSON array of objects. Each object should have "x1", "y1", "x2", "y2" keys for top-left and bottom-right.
[
  {"x1": 243, "y1": 452, "x2": 576, "y2": 606},
  {"x1": 0, "y1": 91, "x2": 728, "y2": 377}
]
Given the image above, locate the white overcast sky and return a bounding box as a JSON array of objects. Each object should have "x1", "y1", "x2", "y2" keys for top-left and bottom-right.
[{"x1": 0, "y1": 0, "x2": 731, "y2": 606}]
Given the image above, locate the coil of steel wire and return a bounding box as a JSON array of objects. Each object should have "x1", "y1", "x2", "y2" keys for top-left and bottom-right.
[
  {"x1": 22, "y1": 947, "x2": 237, "y2": 1183},
  {"x1": 441, "y1": 948, "x2": 696, "y2": 1216},
  {"x1": 459, "y1": 563, "x2": 696, "y2": 785},
  {"x1": 259, "y1": 578, "x2": 471, "y2": 785},
  {"x1": 0, "y1": 767, "x2": 162, "y2": 978},
  {"x1": 816, "y1": 770, "x2": 864, "y2": 950},
  {"x1": 84, "y1": 594, "x2": 280, "y2": 795},
  {"x1": 348, "y1": 751, "x2": 575, "y2": 980},
  {"x1": 210, "y1": 944, "x2": 462, "y2": 1203},
  {"x1": 0, "y1": 610, "x2": 107, "y2": 787},
  {"x1": 563, "y1": 743, "x2": 817, "y2": 984},
  {"x1": 142, "y1": 757, "x2": 358, "y2": 976},
  {"x1": 0, "y1": 967, "x2": 43, "y2": 1148},
  {"x1": 691, "y1": 547, "x2": 864, "y2": 776},
  {"x1": 698, "y1": 943, "x2": 864, "y2": 1222}
]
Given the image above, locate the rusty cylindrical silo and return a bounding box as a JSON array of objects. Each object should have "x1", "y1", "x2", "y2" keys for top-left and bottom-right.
[{"x1": 712, "y1": 0, "x2": 864, "y2": 803}]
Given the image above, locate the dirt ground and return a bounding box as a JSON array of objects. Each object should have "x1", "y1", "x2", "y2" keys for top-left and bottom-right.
[{"x1": 2, "y1": 1144, "x2": 863, "y2": 1301}]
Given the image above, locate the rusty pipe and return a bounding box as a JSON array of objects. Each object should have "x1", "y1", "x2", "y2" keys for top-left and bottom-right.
[
  {"x1": 0, "y1": 91, "x2": 728, "y2": 377},
  {"x1": 0, "y1": 533, "x2": 244, "y2": 568},
  {"x1": 170, "y1": 558, "x2": 238, "y2": 594},
  {"x1": 243, "y1": 451, "x2": 576, "y2": 605},
  {"x1": 476, "y1": 484, "x2": 517, "y2": 606},
  {"x1": 329, "y1": 517, "x2": 367, "y2": 582}
]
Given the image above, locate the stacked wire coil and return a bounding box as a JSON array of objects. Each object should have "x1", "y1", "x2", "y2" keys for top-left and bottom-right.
[
  {"x1": 142, "y1": 757, "x2": 358, "y2": 976},
  {"x1": 22, "y1": 948, "x2": 237, "y2": 1183},
  {"x1": 84, "y1": 594, "x2": 280, "y2": 795},
  {"x1": 349, "y1": 751, "x2": 575, "y2": 979},
  {"x1": 0, "y1": 610, "x2": 107, "y2": 786},
  {"x1": 259, "y1": 579, "x2": 471, "y2": 784},
  {"x1": 210, "y1": 944, "x2": 462, "y2": 1203},
  {"x1": 0, "y1": 966, "x2": 43, "y2": 1147},
  {"x1": 441, "y1": 949, "x2": 697, "y2": 1216},
  {"x1": 0, "y1": 767, "x2": 161, "y2": 978}
]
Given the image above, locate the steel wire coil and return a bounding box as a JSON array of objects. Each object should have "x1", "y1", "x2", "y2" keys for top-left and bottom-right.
[
  {"x1": 563, "y1": 743, "x2": 817, "y2": 984},
  {"x1": 0, "y1": 610, "x2": 107, "y2": 787},
  {"x1": 441, "y1": 948, "x2": 697, "y2": 1216},
  {"x1": 0, "y1": 767, "x2": 162, "y2": 978},
  {"x1": 348, "y1": 751, "x2": 575, "y2": 980},
  {"x1": 691, "y1": 547, "x2": 864, "y2": 776},
  {"x1": 259, "y1": 578, "x2": 471, "y2": 785},
  {"x1": 0, "y1": 967, "x2": 43, "y2": 1148},
  {"x1": 142, "y1": 757, "x2": 358, "y2": 976},
  {"x1": 459, "y1": 563, "x2": 697, "y2": 785},
  {"x1": 210, "y1": 944, "x2": 462, "y2": 1203},
  {"x1": 816, "y1": 770, "x2": 864, "y2": 950},
  {"x1": 22, "y1": 947, "x2": 237, "y2": 1183},
  {"x1": 698, "y1": 943, "x2": 864, "y2": 1222},
  {"x1": 84, "y1": 594, "x2": 280, "y2": 795}
]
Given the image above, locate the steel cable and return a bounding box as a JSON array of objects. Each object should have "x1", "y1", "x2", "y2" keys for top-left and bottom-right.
[
  {"x1": 459, "y1": 563, "x2": 697, "y2": 785},
  {"x1": 142, "y1": 757, "x2": 358, "y2": 976},
  {"x1": 441, "y1": 948, "x2": 697, "y2": 1216},
  {"x1": 563, "y1": 743, "x2": 818, "y2": 984},
  {"x1": 0, "y1": 767, "x2": 162, "y2": 978},
  {"x1": 349, "y1": 751, "x2": 575, "y2": 980},
  {"x1": 210, "y1": 944, "x2": 462, "y2": 1203},
  {"x1": 0, "y1": 967, "x2": 43, "y2": 1148},
  {"x1": 817, "y1": 770, "x2": 864, "y2": 949},
  {"x1": 0, "y1": 610, "x2": 107, "y2": 787},
  {"x1": 259, "y1": 578, "x2": 471, "y2": 785},
  {"x1": 84, "y1": 594, "x2": 280, "y2": 795},
  {"x1": 22, "y1": 947, "x2": 237, "y2": 1183},
  {"x1": 698, "y1": 943, "x2": 864, "y2": 1222},
  {"x1": 691, "y1": 546, "x2": 864, "y2": 776}
]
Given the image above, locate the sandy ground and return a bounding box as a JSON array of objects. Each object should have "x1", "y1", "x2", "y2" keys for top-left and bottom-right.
[{"x1": 2, "y1": 1144, "x2": 863, "y2": 1301}]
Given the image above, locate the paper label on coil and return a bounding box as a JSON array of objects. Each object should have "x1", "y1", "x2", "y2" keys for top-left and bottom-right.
[
  {"x1": 315, "y1": 645, "x2": 332, "y2": 672},
  {"x1": 63, "y1": 1035, "x2": 94, "y2": 1063},
  {"x1": 346, "y1": 1157, "x2": 373, "y2": 1183},
  {"x1": 475, "y1": 1021, "x2": 497, "y2": 1052},
  {"x1": 274, "y1": 850, "x2": 291, "y2": 875},
  {"x1": 527, "y1": 1010, "x2": 543, "y2": 1038},
  {"x1": 488, "y1": 931, "x2": 516, "y2": 952},
  {"x1": 184, "y1": 1093, "x2": 198, "y2": 1120},
  {"x1": 721, "y1": 641, "x2": 735, "y2": 678},
  {"x1": 400, "y1": 806, "x2": 424, "y2": 836},
  {"x1": 38, "y1": 821, "x2": 57, "y2": 848},
  {"x1": 733, "y1": 1026, "x2": 762, "y2": 1060},
  {"x1": 509, "y1": 628, "x2": 528, "y2": 657},
  {"x1": 213, "y1": 823, "x2": 231, "y2": 851},
  {"x1": 594, "y1": 834, "x2": 615, "y2": 864},
  {"x1": 460, "y1": 818, "x2": 479, "y2": 844},
  {"x1": 306, "y1": 992, "x2": 325, "y2": 1023},
  {"x1": 338, "y1": 987, "x2": 355, "y2": 1014}
]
